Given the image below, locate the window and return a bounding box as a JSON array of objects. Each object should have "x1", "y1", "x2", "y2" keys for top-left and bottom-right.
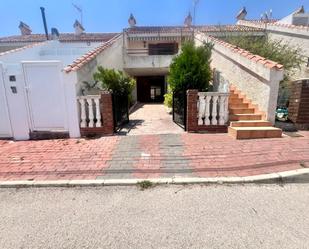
[{"x1": 148, "y1": 43, "x2": 178, "y2": 55}]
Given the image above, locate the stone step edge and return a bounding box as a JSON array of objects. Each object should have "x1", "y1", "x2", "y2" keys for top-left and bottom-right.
[{"x1": 1, "y1": 168, "x2": 309, "y2": 188}]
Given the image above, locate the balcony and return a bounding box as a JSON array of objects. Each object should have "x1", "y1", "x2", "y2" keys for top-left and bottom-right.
[{"x1": 124, "y1": 49, "x2": 176, "y2": 75}]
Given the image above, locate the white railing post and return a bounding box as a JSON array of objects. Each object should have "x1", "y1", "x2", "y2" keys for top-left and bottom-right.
[
  {"x1": 211, "y1": 95, "x2": 218, "y2": 125},
  {"x1": 218, "y1": 95, "x2": 225, "y2": 125},
  {"x1": 87, "y1": 98, "x2": 94, "y2": 128},
  {"x1": 205, "y1": 95, "x2": 211, "y2": 125},
  {"x1": 77, "y1": 95, "x2": 101, "y2": 128},
  {"x1": 197, "y1": 92, "x2": 229, "y2": 126},
  {"x1": 79, "y1": 98, "x2": 87, "y2": 128},
  {"x1": 224, "y1": 95, "x2": 229, "y2": 123},
  {"x1": 198, "y1": 93, "x2": 206, "y2": 125},
  {"x1": 94, "y1": 97, "x2": 102, "y2": 127}
]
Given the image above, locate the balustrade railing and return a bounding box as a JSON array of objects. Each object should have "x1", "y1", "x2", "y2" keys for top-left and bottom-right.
[
  {"x1": 77, "y1": 95, "x2": 102, "y2": 128},
  {"x1": 197, "y1": 92, "x2": 229, "y2": 126}
]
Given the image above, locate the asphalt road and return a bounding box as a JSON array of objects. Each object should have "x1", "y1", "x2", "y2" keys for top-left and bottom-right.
[{"x1": 0, "y1": 184, "x2": 309, "y2": 249}]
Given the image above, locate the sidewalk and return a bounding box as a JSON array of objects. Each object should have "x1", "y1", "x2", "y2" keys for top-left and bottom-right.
[{"x1": 0, "y1": 132, "x2": 309, "y2": 181}]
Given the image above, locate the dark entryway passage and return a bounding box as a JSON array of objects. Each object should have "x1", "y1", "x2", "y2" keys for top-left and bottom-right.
[{"x1": 136, "y1": 76, "x2": 166, "y2": 102}]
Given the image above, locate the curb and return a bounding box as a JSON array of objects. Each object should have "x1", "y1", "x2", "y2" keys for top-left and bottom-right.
[{"x1": 1, "y1": 169, "x2": 309, "y2": 188}]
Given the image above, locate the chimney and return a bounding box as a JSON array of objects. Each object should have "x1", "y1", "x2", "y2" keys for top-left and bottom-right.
[
  {"x1": 73, "y1": 20, "x2": 85, "y2": 35},
  {"x1": 128, "y1": 14, "x2": 136, "y2": 28},
  {"x1": 184, "y1": 12, "x2": 193, "y2": 27},
  {"x1": 19, "y1": 21, "x2": 32, "y2": 35},
  {"x1": 51, "y1": 28, "x2": 60, "y2": 40},
  {"x1": 236, "y1": 7, "x2": 247, "y2": 20}
]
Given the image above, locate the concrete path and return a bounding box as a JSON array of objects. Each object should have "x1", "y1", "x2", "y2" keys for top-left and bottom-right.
[
  {"x1": 119, "y1": 103, "x2": 184, "y2": 135},
  {"x1": 1, "y1": 184, "x2": 309, "y2": 249},
  {"x1": 0, "y1": 132, "x2": 309, "y2": 181}
]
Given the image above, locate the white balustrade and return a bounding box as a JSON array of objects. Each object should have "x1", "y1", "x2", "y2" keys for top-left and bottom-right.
[
  {"x1": 197, "y1": 92, "x2": 229, "y2": 126},
  {"x1": 77, "y1": 95, "x2": 102, "y2": 128}
]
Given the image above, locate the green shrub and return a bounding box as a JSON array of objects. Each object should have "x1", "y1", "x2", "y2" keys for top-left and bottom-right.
[
  {"x1": 93, "y1": 67, "x2": 135, "y2": 96},
  {"x1": 168, "y1": 41, "x2": 213, "y2": 92},
  {"x1": 164, "y1": 92, "x2": 173, "y2": 108}
]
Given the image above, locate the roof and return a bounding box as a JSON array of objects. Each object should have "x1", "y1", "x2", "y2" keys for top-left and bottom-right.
[
  {"x1": 124, "y1": 25, "x2": 263, "y2": 34},
  {"x1": 0, "y1": 32, "x2": 119, "y2": 43},
  {"x1": 64, "y1": 34, "x2": 122, "y2": 73},
  {"x1": 197, "y1": 25, "x2": 262, "y2": 32},
  {"x1": 238, "y1": 19, "x2": 309, "y2": 30}
]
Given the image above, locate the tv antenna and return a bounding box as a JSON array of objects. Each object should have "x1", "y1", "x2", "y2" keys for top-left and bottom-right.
[
  {"x1": 193, "y1": 0, "x2": 200, "y2": 25},
  {"x1": 72, "y1": 3, "x2": 83, "y2": 25}
]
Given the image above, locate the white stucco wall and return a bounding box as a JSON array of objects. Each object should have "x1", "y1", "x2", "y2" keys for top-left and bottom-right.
[
  {"x1": 76, "y1": 36, "x2": 124, "y2": 94},
  {"x1": 0, "y1": 42, "x2": 83, "y2": 140},
  {"x1": 38, "y1": 41, "x2": 100, "y2": 65},
  {"x1": 195, "y1": 32, "x2": 284, "y2": 123},
  {"x1": 267, "y1": 32, "x2": 309, "y2": 79}
]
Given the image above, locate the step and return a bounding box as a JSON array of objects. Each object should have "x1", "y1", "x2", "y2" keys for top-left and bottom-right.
[
  {"x1": 229, "y1": 103, "x2": 249, "y2": 109},
  {"x1": 229, "y1": 98, "x2": 245, "y2": 105},
  {"x1": 229, "y1": 108, "x2": 255, "y2": 114},
  {"x1": 229, "y1": 95, "x2": 242, "y2": 100},
  {"x1": 228, "y1": 126, "x2": 282, "y2": 139},
  {"x1": 229, "y1": 114, "x2": 262, "y2": 121},
  {"x1": 230, "y1": 120, "x2": 272, "y2": 127}
]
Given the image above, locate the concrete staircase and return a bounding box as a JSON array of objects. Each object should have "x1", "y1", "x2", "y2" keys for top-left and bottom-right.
[{"x1": 228, "y1": 87, "x2": 282, "y2": 139}]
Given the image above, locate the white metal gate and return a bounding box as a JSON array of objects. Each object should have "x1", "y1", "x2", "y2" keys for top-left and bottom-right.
[
  {"x1": 0, "y1": 64, "x2": 13, "y2": 138},
  {"x1": 23, "y1": 62, "x2": 67, "y2": 131}
]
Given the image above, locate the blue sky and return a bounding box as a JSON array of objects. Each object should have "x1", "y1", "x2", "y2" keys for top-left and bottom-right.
[{"x1": 0, "y1": 0, "x2": 308, "y2": 36}]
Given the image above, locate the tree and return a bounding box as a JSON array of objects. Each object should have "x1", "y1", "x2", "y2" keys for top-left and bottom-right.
[
  {"x1": 93, "y1": 67, "x2": 135, "y2": 96},
  {"x1": 168, "y1": 41, "x2": 213, "y2": 92}
]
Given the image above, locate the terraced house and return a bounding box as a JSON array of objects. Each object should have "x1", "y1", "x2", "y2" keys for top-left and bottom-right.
[{"x1": 0, "y1": 7, "x2": 308, "y2": 141}]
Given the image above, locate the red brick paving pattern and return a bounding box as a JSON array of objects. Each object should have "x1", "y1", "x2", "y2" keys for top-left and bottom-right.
[
  {"x1": 0, "y1": 131, "x2": 309, "y2": 181},
  {"x1": 0, "y1": 137, "x2": 120, "y2": 181},
  {"x1": 133, "y1": 135, "x2": 162, "y2": 178},
  {"x1": 182, "y1": 132, "x2": 309, "y2": 177}
]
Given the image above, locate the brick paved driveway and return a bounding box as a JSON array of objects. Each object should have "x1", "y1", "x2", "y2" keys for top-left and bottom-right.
[
  {"x1": 119, "y1": 103, "x2": 184, "y2": 135},
  {"x1": 0, "y1": 132, "x2": 309, "y2": 181}
]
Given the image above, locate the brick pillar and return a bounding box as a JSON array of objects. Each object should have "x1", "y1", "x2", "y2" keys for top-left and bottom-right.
[
  {"x1": 100, "y1": 91, "x2": 114, "y2": 135},
  {"x1": 186, "y1": 89, "x2": 198, "y2": 132}
]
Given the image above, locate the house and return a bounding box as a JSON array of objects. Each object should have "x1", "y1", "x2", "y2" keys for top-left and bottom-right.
[
  {"x1": 0, "y1": 8, "x2": 307, "y2": 141},
  {"x1": 0, "y1": 20, "x2": 118, "y2": 53},
  {"x1": 236, "y1": 6, "x2": 309, "y2": 80}
]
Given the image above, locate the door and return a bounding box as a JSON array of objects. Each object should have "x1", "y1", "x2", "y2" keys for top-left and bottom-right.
[
  {"x1": 23, "y1": 62, "x2": 67, "y2": 131},
  {"x1": 137, "y1": 76, "x2": 165, "y2": 102},
  {"x1": 0, "y1": 65, "x2": 13, "y2": 137}
]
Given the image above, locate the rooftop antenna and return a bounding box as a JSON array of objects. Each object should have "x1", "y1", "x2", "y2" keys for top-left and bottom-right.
[
  {"x1": 193, "y1": 0, "x2": 200, "y2": 26},
  {"x1": 72, "y1": 3, "x2": 83, "y2": 25}
]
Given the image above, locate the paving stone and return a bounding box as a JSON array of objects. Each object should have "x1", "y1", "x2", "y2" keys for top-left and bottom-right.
[{"x1": 0, "y1": 132, "x2": 309, "y2": 181}]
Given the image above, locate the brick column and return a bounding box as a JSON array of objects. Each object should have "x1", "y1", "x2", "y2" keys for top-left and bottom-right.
[
  {"x1": 186, "y1": 89, "x2": 198, "y2": 132},
  {"x1": 100, "y1": 91, "x2": 114, "y2": 135}
]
